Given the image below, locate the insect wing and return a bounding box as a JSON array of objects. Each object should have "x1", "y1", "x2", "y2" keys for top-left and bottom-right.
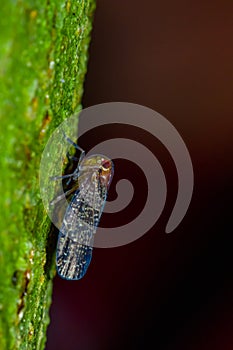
[{"x1": 56, "y1": 167, "x2": 108, "y2": 280}]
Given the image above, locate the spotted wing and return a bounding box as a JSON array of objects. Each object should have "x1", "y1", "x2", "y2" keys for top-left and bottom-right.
[{"x1": 56, "y1": 170, "x2": 108, "y2": 280}]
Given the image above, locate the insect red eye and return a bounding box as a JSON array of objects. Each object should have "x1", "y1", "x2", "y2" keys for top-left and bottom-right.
[{"x1": 101, "y1": 160, "x2": 111, "y2": 170}]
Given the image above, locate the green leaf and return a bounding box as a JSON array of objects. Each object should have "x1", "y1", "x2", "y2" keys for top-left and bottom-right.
[{"x1": 0, "y1": 1, "x2": 96, "y2": 349}]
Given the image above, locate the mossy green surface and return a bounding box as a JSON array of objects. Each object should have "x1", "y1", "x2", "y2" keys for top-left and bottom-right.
[{"x1": 0, "y1": 1, "x2": 95, "y2": 349}]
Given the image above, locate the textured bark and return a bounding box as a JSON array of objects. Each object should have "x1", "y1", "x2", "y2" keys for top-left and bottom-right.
[{"x1": 0, "y1": 1, "x2": 95, "y2": 349}]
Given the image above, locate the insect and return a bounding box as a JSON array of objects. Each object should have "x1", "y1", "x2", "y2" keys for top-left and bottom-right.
[{"x1": 51, "y1": 133, "x2": 114, "y2": 280}]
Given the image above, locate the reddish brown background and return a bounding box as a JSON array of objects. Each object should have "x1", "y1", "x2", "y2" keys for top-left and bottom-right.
[{"x1": 46, "y1": 1, "x2": 232, "y2": 349}]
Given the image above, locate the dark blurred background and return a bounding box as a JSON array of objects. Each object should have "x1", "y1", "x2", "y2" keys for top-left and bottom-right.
[{"x1": 46, "y1": 1, "x2": 233, "y2": 349}]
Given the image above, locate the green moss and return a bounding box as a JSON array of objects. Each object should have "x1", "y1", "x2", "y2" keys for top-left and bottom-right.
[{"x1": 0, "y1": 1, "x2": 96, "y2": 349}]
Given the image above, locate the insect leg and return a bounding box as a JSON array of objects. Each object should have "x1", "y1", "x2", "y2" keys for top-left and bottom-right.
[
  {"x1": 50, "y1": 182, "x2": 79, "y2": 205},
  {"x1": 62, "y1": 131, "x2": 86, "y2": 179},
  {"x1": 50, "y1": 173, "x2": 74, "y2": 181},
  {"x1": 66, "y1": 150, "x2": 79, "y2": 162},
  {"x1": 50, "y1": 133, "x2": 84, "y2": 182},
  {"x1": 62, "y1": 130, "x2": 85, "y2": 158}
]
